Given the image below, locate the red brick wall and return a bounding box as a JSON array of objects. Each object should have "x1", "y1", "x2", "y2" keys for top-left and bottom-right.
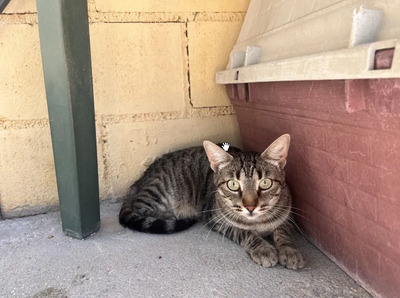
[{"x1": 226, "y1": 77, "x2": 400, "y2": 297}]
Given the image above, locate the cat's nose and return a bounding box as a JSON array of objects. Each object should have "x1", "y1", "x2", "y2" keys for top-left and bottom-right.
[{"x1": 245, "y1": 206, "x2": 256, "y2": 213}]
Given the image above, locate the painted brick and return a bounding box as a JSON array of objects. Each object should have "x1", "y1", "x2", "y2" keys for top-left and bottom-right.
[
  {"x1": 347, "y1": 161, "x2": 383, "y2": 196},
  {"x1": 376, "y1": 201, "x2": 400, "y2": 235},
  {"x1": 0, "y1": 128, "x2": 57, "y2": 216},
  {"x1": 352, "y1": 212, "x2": 400, "y2": 264},
  {"x1": 317, "y1": 194, "x2": 353, "y2": 229},
  {"x1": 90, "y1": 23, "x2": 186, "y2": 115},
  {"x1": 333, "y1": 226, "x2": 357, "y2": 274},
  {"x1": 309, "y1": 168, "x2": 332, "y2": 200},
  {"x1": 315, "y1": 212, "x2": 336, "y2": 250},
  {"x1": 290, "y1": 180, "x2": 315, "y2": 208},
  {"x1": 189, "y1": 21, "x2": 243, "y2": 108},
  {"x1": 234, "y1": 107, "x2": 294, "y2": 152},
  {"x1": 290, "y1": 122, "x2": 326, "y2": 150},
  {"x1": 346, "y1": 162, "x2": 400, "y2": 207},
  {"x1": 94, "y1": 0, "x2": 250, "y2": 13},
  {"x1": 250, "y1": 81, "x2": 346, "y2": 114},
  {"x1": 299, "y1": 201, "x2": 319, "y2": 241},
  {"x1": 353, "y1": 240, "x2": 381, "y2": 291},
  {"x1": 259, "y1": 113, "x2": 292, "y2": 138},
  {"x1": 231, "y1": 75, "x2": 400, "y2": 298},
  {"x1": 370, "y1": 131, "x2": 400, "y2": 175},
  {"x1": 367, "y1": 79, "x2": 400, "y2": 116},
  {"x1": 378, "y1": 170, "x2": 400, "y2": 206},
  {"x1": 252, "y1": 112, "x2": 292, "y2": 142},
  {"x1": 289, "y1": 143, "x2": 309, "y2": 167},
  {"x1": 330, "y1": 178, "x2": 377, "y2": 221},
  {"x1": 287, "y1": 163, "x2": 316, "y2": 207},
  {"x1": 379, "y1": 256, "x2": 400, "y2": 298},
  {"x1": 307, "y1": 147, "x2": 349, "y2": 182},
  {"x1": 0, "y1": 24, "x2": 47, "y2": 120},
  {"x1": 325, "y1": 130, "x2": 371, "y2": 164}
]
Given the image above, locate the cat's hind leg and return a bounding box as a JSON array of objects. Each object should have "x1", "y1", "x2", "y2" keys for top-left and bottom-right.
[{"x1": 119, "y1": 186, "x2": 197, "y2": 234}]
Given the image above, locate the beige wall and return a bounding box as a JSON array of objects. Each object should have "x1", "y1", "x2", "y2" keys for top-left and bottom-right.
[{"x1": 0, "y1": 0, "x2": 249, "y2": 218}]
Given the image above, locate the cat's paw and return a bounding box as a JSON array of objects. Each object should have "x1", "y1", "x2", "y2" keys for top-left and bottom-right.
[
  {"x1": 249, "y1": 245, "x2": 278, "y2": 267},
  {"x1": 278, "y1": 246, "x2": 305, "y2": 270}
]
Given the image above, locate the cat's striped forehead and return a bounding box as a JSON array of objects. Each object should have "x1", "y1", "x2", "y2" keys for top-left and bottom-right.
[{"x1": 229, "y1": 152, "x2": 280, "y2": 180}]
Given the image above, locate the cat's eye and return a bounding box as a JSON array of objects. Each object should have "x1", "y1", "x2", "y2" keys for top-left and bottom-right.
[
  {"x1": 259, "y1": 178, "x2": 273, "y2": 190},
  {"x1": 227, "y1": 179, "x2": 240, "y2": 191}
]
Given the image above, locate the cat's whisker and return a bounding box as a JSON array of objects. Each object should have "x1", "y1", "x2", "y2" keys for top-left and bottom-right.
[
  {"x1": 204, "y1": 210, "x2": 232, "y2": 240},
  {"x1": 271, "y1": 207, "x2": 306, "y2": 237},
  {"x1": 287, "y1": 219, "x2": 305, "y2": 237},
  {"x1": 200, "y1": 212, "x2": 224, "y2": 233},
  {"x1": 219, "y1": 211, "x2": 240, "y2": 243},
  {"x1": 274, "y1": 205, "x2": 311, "y2": 222},
  {"x1": 289, "y1": 206, "x2": 305, "y2": 211}
]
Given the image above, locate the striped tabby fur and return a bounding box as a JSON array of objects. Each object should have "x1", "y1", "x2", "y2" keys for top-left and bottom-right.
[{"x1": 119, "y1": 134, "x2": 305, "y2": 269}]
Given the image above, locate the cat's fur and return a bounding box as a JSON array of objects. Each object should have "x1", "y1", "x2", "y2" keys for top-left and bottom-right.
[{"x1": 119, "y1": 134, "x2": 305, "y2": 269}]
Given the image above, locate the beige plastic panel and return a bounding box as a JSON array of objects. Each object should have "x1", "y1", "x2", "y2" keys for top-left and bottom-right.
[{"x1": 217, "y1": 0, "x2": 400, "y2": 84}]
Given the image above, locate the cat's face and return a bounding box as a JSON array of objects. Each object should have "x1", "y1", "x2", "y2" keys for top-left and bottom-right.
[{"x1": 204, "y1": 135, "x2": 291, "y2": 228}]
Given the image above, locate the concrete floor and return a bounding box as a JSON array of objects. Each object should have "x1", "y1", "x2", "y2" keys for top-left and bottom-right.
[{"x1": 0, "y1": 203, "x2": 371, "y2": 298}]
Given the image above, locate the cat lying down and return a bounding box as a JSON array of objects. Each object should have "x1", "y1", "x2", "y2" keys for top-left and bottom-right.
[{"x1": 119, "y1": 134, "x2": 305, "y2": 270}]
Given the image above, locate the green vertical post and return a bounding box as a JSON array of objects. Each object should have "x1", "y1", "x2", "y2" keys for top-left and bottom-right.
[{"x1": 36, "y1": 0, "x2": 100, "y2": 239}]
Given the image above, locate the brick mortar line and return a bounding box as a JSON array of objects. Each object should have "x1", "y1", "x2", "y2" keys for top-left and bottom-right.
[
  {"x1": 292, "y1": 157, "x2": 400, "y2": 204},
  {"x1": 0, "y1": 11, "x2": 245, "y2": 25},
  {"x1": 184, "y1": 22, "x2": 192, "y2": 107},
  {"x1": 0, "y1": 13, "x2": 37, "y2": 24},
  {"x1": 98, "y1": 121, "x2": 111, "y2": 192},
  {"x1": 89, "y1": 12, "x2": 246, "y2": 23},
  {"x1": 0, "y1": 106, "x2": 236, "y2": 129}
]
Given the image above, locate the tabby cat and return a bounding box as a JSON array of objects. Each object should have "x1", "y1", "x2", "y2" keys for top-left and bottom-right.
[{"x1": 119, "y1": 134, "x2": 305, "y2": 269}]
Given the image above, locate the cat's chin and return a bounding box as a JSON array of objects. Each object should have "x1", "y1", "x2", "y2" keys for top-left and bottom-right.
[
  {"x1": 236, "y1": 212, "x2": 264, "y2": 223},
  {"x1": 244, "y1": 212, "x2": 257, "y2": 219}
]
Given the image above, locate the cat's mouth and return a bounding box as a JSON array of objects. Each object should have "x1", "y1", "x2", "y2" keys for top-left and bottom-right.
[
  {"x1": 232, "y1": 204, "x2": 271, "y2": 219},
  {"x1": 232, "y1": 207, "x2": 264, "y2": 221}
]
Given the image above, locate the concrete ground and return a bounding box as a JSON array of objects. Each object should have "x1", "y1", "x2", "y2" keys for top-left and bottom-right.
[{"x1": 0, "y1": 203, "x2": 371, "y2": 298}]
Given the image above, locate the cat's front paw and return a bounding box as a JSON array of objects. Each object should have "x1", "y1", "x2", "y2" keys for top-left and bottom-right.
[
  {"x1": 278, "y1": 246, "x2": 305, "y2": 270},
  {"x1": 249, "y1": 245, "x2": 278, "y2": 267}
]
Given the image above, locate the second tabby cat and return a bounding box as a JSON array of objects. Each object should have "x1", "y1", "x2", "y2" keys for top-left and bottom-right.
[{"x1": 119, "y1": 134, "x2": 305, "y2": 269}]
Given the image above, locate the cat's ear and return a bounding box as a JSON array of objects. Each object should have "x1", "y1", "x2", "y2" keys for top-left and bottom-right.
[
  {"x1": 261, "y1": 134, "x2": 290, "y2": 169},
  {"x1": 203, "y1": 140, "x2": 233, "y2": 172}
]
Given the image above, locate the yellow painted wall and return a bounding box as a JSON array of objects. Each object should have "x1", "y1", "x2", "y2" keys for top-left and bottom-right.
[{"x1": 0, "y1": 0, "x2": 250, "y2": 218}]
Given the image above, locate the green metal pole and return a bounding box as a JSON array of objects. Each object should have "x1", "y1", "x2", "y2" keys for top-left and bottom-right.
[{"x1": 36, "y1": 0, "x2": 100, "y2": 239}]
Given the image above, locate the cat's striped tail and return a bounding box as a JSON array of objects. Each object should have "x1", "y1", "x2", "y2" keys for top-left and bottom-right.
[{"x1": 119, "y1": 203, "x2": 197, "y2": 234}]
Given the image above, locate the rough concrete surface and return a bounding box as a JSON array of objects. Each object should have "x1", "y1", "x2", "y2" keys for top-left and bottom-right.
[{"x1": 0, "y1": 203, "x2": 371, "y2": 298}]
